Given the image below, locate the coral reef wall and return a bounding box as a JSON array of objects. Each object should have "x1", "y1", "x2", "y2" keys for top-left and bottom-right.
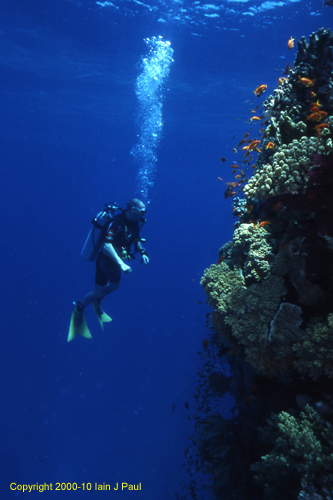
[{"x1": 196, "y1": 29, "x2": 333, "y2": 500}]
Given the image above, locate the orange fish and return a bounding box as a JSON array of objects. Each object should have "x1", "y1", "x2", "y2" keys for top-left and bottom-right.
[
  {"x1": 250, "y1": 116, "x2": 261, "y2": 122},
  {"x1": 248, "y1": 140, "x2": 260, "y2": 151},
  {"x1": 230, "y1": 164, "x2": 239, "y2": 169},
  {"x1": 288, "y1": 36, "x2": 295, "y2": 50},
  {"x1": 254, "y1": 84, "x2": 267, "y2": 97},
  {"x1": 306, "y1": 112, "x2": 322, "y2": 122},
  {"x1": 298, "y1": 76, "x2": 315, "y2": 87},
  {"x1": 266, "y1": 142, "x2": 275, "y2": 150},
  {"x1": 315, "y1": 122, "x2": 329, "y2": 130},
  {"x1": 259, "y1": 221, "x2": 271, "y2": 228},
  {"x1": 315, "y1": 122, "x2": 329, "y2": 137}
]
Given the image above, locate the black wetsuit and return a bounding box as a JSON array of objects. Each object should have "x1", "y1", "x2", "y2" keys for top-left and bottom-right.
[{"x1": 95, "y1": 212, "x2": 143, "y2": 286}]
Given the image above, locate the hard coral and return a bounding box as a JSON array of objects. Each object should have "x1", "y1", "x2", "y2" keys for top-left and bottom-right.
[
  {"x1": 233, "y1": 223, "x2": 274, "y2": 281},
  {"x1": 200, "y1": 262, "x2": 246, "y2": 315}
]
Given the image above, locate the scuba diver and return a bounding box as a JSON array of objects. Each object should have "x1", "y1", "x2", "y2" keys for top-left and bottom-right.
[{"x1": 68, "y1": 198, "x2": 149, "y2": 342}]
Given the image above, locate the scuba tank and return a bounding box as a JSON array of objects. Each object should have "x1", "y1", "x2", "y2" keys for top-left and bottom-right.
[{"x1": 81, "y1": 203, "x2": 120, "y2": 262}]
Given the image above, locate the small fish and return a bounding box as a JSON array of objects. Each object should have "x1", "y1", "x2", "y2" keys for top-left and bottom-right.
[
  {"x1": 266, "y1": 142, "x2": 275, "y2": 150},
  {"x1": 226, "y1": 181, "x2": 240, "y2": 188},
  {"x1": 250, "y1": 116, "x2": 261, "y2": 122},
  {"x1": 224, "y1": 186, "x2": 234, "y2": 199},
  {"x1": 185, "y1": 402, "x2": 189, "y2": 409},
  {"x1": 288, "y1": 36, "x2": 295, "y2": 50},
  {"x1": 315, "y1": 122, "x2": 329, "y2": 137},
  {"x1": 311, "y1": 100, "x2": 322, "y2": 108},
  {"x1": 314, "y1": 122, "x2": 329, "y2": 130},
  {"x1": 306, "y1": 112, "x2": 322, "y2": 122},
  {"x1": 283, "y1": 63, "x2": 292, "y2": 75},
  {"x1": 220, "y1": 157, "x2": 227, "y2": 163},
  {"x1": 248, "y1": 140, "x2": 260, "y2": 151},
  {"x1": 319, "y1": 111, "x2": 328, "y2": 119},
  {"x1": 254, "y1": 84, "x2": 267, "y2": 97},
  {"x1": 259, "y1": 221, "x2": 271, "y2": 227},
  {"x1": 298, "y1": 76, "x2": 316, "y2": 87}
]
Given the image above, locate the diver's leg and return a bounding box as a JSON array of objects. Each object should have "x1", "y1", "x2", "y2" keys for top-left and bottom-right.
[{"x1": 80, "y1": 282, "x2": 119, "y2": 309}]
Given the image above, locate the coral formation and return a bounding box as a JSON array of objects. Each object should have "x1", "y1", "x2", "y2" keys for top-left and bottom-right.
[
  {"x1": 187, "y1": 28, "x2": 333, "y2": 500},
  {"x1": 232, "y1": 223, "x2": 274, "y2": 281},
  {"x1": 251, "y1": 406, "x2": 333, "y2": 500},
  {"x1": 200, "y1": 262, "x2": 246, "y2": 315},
  {"x1": 243, "y1": 136, "x2": 332, "y2": 199}
]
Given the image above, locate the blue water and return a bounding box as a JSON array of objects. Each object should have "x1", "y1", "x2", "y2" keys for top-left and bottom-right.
[{"x1": 1, "y1": 1, "x2": 332, "y2": 498}]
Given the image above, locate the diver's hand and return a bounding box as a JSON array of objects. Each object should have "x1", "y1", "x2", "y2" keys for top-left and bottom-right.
[
  {"x1": 120, "y1": 262, "x2": 132, "y2": 273},
  {"x1": 141, "y1": 255, "x2": 149, "y2": 265}
]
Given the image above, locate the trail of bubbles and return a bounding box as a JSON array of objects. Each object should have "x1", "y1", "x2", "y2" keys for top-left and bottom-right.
[{"x1": 131, "y1": 36, "x2": 174, "y2": 202}]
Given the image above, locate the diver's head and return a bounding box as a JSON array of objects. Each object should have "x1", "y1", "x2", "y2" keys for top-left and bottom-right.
[{"x1": 126, "y1": 198, "x2": 146, "y2": 221}]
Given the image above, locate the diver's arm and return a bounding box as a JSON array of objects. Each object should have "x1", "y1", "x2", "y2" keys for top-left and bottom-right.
[
  {"x1": 136, "y1": 241, "x2": 149, "y2": 265},
  {"x1": 102, "y1": 243, "x2": 132, "y2": 273}
]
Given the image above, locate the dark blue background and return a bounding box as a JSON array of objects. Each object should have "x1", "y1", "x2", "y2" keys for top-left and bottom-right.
[{"x1": 1, "y1": 1, "x2": 332, "y2": 498}]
